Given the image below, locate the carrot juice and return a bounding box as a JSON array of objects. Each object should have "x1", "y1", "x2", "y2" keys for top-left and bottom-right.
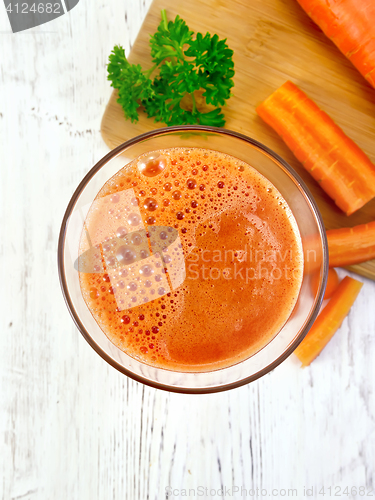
[{"x1": 78, "y1": 148, "x2": 303, "y2": 372}]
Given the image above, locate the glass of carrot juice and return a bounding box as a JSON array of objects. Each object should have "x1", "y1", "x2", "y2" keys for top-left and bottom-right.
[{"x1": 58, "y1": 126, "x2": 328, "y2": 393}]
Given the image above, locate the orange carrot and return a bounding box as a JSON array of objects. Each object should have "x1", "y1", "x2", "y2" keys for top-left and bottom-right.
[
  {"x1": 311, "y1": 267, "x2": 340, "y2": 299},
  {"x1": 327, "y1": 220, "x2": 375, "y2": 267},
  {"x1": 295, "y1": 0, "x2": 375, "y2": 88},
  {"x1": 256, "y1": 81, "x2": 375, "y2": 215},
  {"x1": 295, "y1": 275, "x2": 363, "y2": 366}
]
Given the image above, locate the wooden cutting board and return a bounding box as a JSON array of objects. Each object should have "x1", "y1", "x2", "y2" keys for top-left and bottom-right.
[{"x1": 101, "y1": 0, "x2": 375, "y2": 280}]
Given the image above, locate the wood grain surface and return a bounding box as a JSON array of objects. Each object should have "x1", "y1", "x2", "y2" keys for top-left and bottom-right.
[
  {"x1": 101, "y1": 0, "x2": 375, "y2": 280},
  {"x1": 1, "y1": 1, "x2": 375, "y2": 500}
]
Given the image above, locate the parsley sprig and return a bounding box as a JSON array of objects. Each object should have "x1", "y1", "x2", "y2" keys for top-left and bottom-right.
[{"x1": 107, "y1": 10, "x2": 234, "y2": 127}]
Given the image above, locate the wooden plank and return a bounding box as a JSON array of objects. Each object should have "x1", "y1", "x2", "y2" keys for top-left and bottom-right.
[
  {"x1": 101, "y1": 0, "x2": 375, "y2": 280},
  {"x1": 2, "y1": 0, "x2": 375, "y2": 498}
]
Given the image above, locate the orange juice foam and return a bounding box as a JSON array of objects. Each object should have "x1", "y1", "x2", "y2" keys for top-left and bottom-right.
[{"x1": 79, "y1": 148, "x2": 303, "y2": 372}]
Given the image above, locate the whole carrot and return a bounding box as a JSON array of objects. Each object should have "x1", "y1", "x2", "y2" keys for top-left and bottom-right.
[
  {"x1": 295, "y1": 275, "x2": 363, "y2": 366},
  {"x1": 296, "y1": 0, "x2": 375, "y2": 88},
  {"x1": 327, "y1": 220, "x2": 375, "y2": 267},
  {"x1": 256, "y1": 81, "x2": 375, "y2": 215}
]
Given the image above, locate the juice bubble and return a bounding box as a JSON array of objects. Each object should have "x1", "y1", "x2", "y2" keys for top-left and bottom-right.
[
  {"x1": 143, "y1": 198, "x2": 158, "y2": 211},
  {"x1": 127, "y1": 213, "x2": 141, "y2": 226},
  {"x1": 116, "y1": 226, "x2": 128, "y2": 238},
  {"x1": 116, "y1": 246, "x2": 137, "y2": 265},
  {"x1": 130, "y1": 233, "x2": 143, "y2": 245},
  {"x1": 146, "y1": 216, "x2": 156, "y2": 225},
  {"x1": 139, "y1": 265, "x2": 154, "y2": 277},
  {"x1": 89, "y1": 287, "x2": 99, "y2": 299},
  {"x1": 106, "y1": 256, "x2": 116, "y2": 267},
  {"x1": 110, "y1": 194, "x2": 120, "y2": 203},
  {"x1": 187, "y1": 179, "x2": 197, "y2": 189},
  {"x1": 138, "y1": 153, "x2": 166, "y2": 177}
]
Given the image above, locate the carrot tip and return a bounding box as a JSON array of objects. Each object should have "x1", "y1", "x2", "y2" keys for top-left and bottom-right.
[{"x1": 295, "y1": 276, "x2": 363, "y2": 366}]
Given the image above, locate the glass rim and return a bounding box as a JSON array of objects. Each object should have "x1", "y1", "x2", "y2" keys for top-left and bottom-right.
[{"x1": 58, "y1": 125, "x2": 328, "y2": 393}]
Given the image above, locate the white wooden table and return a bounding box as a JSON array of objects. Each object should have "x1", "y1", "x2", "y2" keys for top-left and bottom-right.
[{"x1": 1, "y1": 1, "x2": 374, "y2": 499}]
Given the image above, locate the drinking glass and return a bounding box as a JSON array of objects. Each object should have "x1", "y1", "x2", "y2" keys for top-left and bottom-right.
[{"x1": 58, "y1": 126, "x2": 328, "y2": 393}]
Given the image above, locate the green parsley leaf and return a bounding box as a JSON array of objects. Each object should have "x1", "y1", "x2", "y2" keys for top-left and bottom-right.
[
  {"x1": 107, "y1": 11, "x2": 234, "y2": 127},
  {"x1": 150, "y1": 12, "x2": 193, "y2": 65},
  {"x1": 108, "y1": 45, "x2": 154, "y2": 123}
]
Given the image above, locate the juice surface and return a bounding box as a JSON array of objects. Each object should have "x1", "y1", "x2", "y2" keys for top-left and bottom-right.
[{"x1": 79, "y1": 148, "x2": 303, "y2": 372}]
